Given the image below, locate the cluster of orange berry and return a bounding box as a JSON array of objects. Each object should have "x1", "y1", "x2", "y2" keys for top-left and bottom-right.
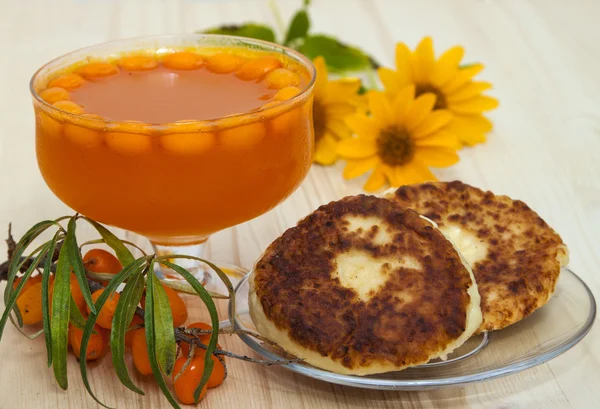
[{"x1": 13, "y1": 248, "x2": 225, "y2": 405}]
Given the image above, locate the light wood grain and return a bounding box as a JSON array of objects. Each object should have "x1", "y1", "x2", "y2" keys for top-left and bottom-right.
[{"x1": 1, "y1": 0, "x2": 599, "y2": 408}]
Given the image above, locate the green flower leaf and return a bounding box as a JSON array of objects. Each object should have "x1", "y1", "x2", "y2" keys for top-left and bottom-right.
[
  {"x1": 145, "y1": 264, "x2": 182, "y2": 409},
  {"x1": 66, "y1": 217, "x2": 96, "y2": 315},
  {"x1": 284, "y1": 9, "x2": 310, "y2": 46},
  {"x1": 159, "y1": 260, "x2": 220, "y2": 401},
  {"x1": 51, "y1": 242, "x2": 72, "y2": 390},
  {"x1": 0, "y1": 243, "x2": 50, "y2": 339},
  {"x1": 110, "y1": 271, "x2": 145, "y2": 395},
  {"x1": 148, "y1": 264, "x2": 176, "y2": 376},
  {"x1": 201, "y1": 23, "x2": 276, "y2": 42},
  {"x1": 83, "y1": 218, "x2": 135, "y2": 266},
  {"x1": 79, "y1": 256, "x2": 149, "y2": 409},
  {"x1": 299, "y1": 34, "x2": 371, "y2": 73},
  {"x1": 42, "y1": 232, "x2": 61, "y2": 366}
]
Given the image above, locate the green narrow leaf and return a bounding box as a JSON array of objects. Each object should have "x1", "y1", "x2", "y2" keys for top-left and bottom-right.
[
  {"x1": 304, "y1": 0, "x2": 311, "y2": 6},
  {"x1": 4, "y1": 220, "x2": 59, "y2": 307},
  {"x1": 201, "y1": 23, "x2": 276, "y2": 42},
  {"x1": 83, "y1": 218, "x2": 135, "y2": 266},
  {"x1": 0, "y1": 244, "x2": 50, "y2": 339},
  {"x1": 284, "y1": 9, "x2": 310, "y2": 46},
  {"x1": 159, "y1": 260, "x2": 219, "y2": 401},
  {"x1": 51, "y1": 243, "x2": 72, "y2": 390},
  {"x1": 149, "y1": 264, "x2": 176, "y2": 376},
  {"x1": 42, "y1": 233, "x2": 61, "y2": 366},
  {"x1": 299, "y1": 34, "x2": 371, "y2": 72},
  {"x1": 69, "y1": 297, "x2": 88, "y2": 330},
  {"x1": 66, "y1": 217, "x2": 96, "y2": 315},
  {"x1": 79, "y1": 257, "x2": 149, "y2": 408},
  {"x1": 110, "y1": 272, "x2": 145, "y2": 395},
  {"x1": 145, "y1": 265, "x2": 182, "y2": 409}
]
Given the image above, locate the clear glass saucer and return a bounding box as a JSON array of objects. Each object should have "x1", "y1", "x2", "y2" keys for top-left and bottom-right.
[{"x1": 229, "y1": 267, "x2": 596, "y2": 390}]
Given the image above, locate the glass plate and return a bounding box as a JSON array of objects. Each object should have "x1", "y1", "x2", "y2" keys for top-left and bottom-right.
[{"x1": 229, "y1": 267, "x2": 596, "y2": 390}]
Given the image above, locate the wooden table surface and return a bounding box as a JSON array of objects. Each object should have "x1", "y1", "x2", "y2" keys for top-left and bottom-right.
[{"x1": 1, "y1": 0, "x2": 599, "y2": 408}]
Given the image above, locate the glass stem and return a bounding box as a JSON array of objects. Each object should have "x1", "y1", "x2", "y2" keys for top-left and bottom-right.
[{"x1": 152, "y1": 239, "x2": 211, "y2": 286}]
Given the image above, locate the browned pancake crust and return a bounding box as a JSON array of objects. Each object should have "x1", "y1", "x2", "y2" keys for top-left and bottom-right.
[
  {"x1": 390, "y1": 181, "x2": 567, "y2": 332},
  {"x1": 253, "y1": 195, "x2": 474, "y2": 371}
]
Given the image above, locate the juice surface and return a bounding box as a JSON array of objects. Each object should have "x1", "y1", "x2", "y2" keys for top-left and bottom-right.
[
  {"x1": 34, "y1": 48, "x2": 314, "y2": 244},
  {"x1": 70, "y1": 66, "x2": 276, "y2": 123}
]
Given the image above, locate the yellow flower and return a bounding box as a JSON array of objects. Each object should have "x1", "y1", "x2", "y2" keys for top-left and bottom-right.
[
  {"x1": 338, "y1": 88, "x2": 460, "y2": 192},
  {"x1": 311, "y1": 56, "x2": 364, "y2": 165},
  {"x1": 378, "y1": 37, "x2": 498, "y2": 146}
]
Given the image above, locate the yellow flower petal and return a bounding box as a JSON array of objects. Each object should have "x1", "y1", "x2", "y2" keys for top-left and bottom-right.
[
  {"x1": 337, "y1": 137, "x2": 378, "y2": 159},
  {"x1": 378, "y1": 67, "x2": 402, "y2": 97},
  {"x1": 404, "y1": 93, "x2": 436, "y2": 130},
  {"x1": 343, "y1": 156, "x2": 381, "y2": 179},
  {"x1": 430, "y1": 46, "x2": 464, "y2": 87},
  {"x1": 326, "y1": 119, "x2": 352, "y2": 140},
  {"x1": 346, "y1": 114, "x2": 379, "y2": 140},
  {"x1": 414, "y1": 147, "x2": 460, "y2": 167},
  {"x1": 392, "y1": 85, "x2": 416, "y2": 122},
  {"x1": 412, "y1": 110, "x2": 453, "y2": 138},
  {"x1": 325, "y1": 103, "x2": 358, "y2": 117},
  {"x1": 441, "y1": 64, "x2": 484, "y2": 94},
  {"x1": 451, "y1": 95, "x2": 499, "y2": 114},
  {"x1": 446, "y1": 114, "x2": 492, "y2": 146},
  {"x1": 367, "y1": 91, "x2": 393, "y2": 128},
  {"x1": 394, "y1": 42, "x2": 413, "y2": 86},
  {"x1": 322, "y1": 78, "x2": 362, "y2": 104},
  {"x1": 411, "y1": 37, "x2": 435, "y2": 84},
  {"x1": 313, "y1": 133, "x2": 339, "y2": 165},
  {"x1": 447, "y1": 81, "x2": 493, "y2": 103},
  {"x1": 364, "y1": 165, "x2": 387, "y2": 192},
  {"x1": 414, "y1": 130, "x2": 460, "y2": 149},
  {"x1": 313, "y1": 56, "x2": 329, "y2": 97},
  {"x1": 392, "y1": 161, "x2": 437, "y2": 187}
]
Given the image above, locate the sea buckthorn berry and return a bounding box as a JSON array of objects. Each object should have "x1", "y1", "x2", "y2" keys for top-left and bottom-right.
[
  {"x1": 76, "y1": 62, "x2": 119, "y2": 79},
  {"x1": 38, "y1": 111, "x2": 63, "y2": 137},
  {"x1": 180, "y1": 322, "x2": 212, "y2": 357},
  {"x1": 70, "y1": 324, "x2": 108, "y2": 361},
  {"x1": 119, "y1": 55, "x2": 158, "y2": 71},
  {"x1": 132, "y1": 329, "x2": 153, "y2": 375},
  {"x1": 87, "y1": 289, "x2": 120, "y2": 329},
  {"x1": 15, "y1": 280, "x2": 45, "y2": 325},
  {"x1": 105, "y1": 131, "x2": 152, "y2": 155},
  {"x1": 219, "y1": 122, "x2": 266, "y2": 150},
  {"x1": 39, "y1": 87, "x2": 70, "y2": 104},
  {"x1": 237, "y1": 56, "x2": 282, "y2": 81},
  {"x1": 274, "y1": 86, "x2": 301, "y2": 101},
  {"x1": 172, "y1": 356, "x2": 209, "y2": 404},
  {"x1": 12, "y1": 275, "x2": 42, "y2": 292},
  {"x1": 206, "y1": 53, "x2": 246, "y2": 74},
  {"x1": 265, "y1": 68, "x2": 301, "y2": 89},
  {"x1": 163, "y1": 52, "x2": 204, "y2": 70},
  {"x1": 53, "y1": 100, "x2": 85, "y2": 115},
  {"x1": 64, "y1": 115, "x2": 103, "y2": 148},
  {"x1": 70, "y1": 273, "x2": 87, "y2": 315},
  {"x1": 161, "y1": 131, "x2": 216, "y2": 155},
  {"x1": 269, "y1": 107, "x2": 304, "y2": 138},
  {"x1": 83, "y1": 248, "x2": 123, "y2": 284},
  {"x1": 48, "y1": 73, "x2": 85, "y2": 90},
  {"x1": 125, "y1": 315, "x2": 144, "y2": 348},
  {"x1": 141, "y1": 284, "x2": 188, "y2": 327}
]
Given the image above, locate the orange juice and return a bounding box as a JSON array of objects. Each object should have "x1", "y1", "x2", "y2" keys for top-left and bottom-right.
[{"x1": 33, "y1": 47, "x2": 314, "y2": 244}]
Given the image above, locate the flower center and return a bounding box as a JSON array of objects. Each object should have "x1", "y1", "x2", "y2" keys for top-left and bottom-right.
[
  {"x1": 376, "y1": 126, "x2": 415, "y2": 166},
  {"x1": 312, "y1": 100, "x2": 327, "y2": 143},
  {"x1": 415, "y1": 83, "x2": 447, "y2": 110}
]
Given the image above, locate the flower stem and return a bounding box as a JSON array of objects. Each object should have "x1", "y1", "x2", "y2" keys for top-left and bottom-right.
[{"x1": 268, "y1": 0, "x2": 286, "y2": 40}]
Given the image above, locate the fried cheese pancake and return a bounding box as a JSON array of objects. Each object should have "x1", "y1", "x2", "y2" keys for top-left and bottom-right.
[
  {"x1": 385, "y1": 181, "x2": 569, "y2": 333},
  {"x1": 249, "y1": 195, "x2": 482, "y2": 375}
]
